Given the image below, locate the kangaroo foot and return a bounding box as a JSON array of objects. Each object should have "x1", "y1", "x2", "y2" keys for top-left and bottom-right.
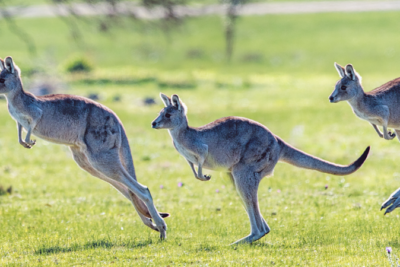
[
  {"x1": 230, "y1": 229, "x2": 270, "y2": 245},
  {"x1": 197, "y1": 174, "x2": 211, "y2": 181},
  {"x1": 19, "y1": 141, "x2": 32, "y2": 149}
]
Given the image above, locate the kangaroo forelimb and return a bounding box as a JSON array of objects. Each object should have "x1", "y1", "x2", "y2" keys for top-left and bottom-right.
[{"x1": 371, "y1": 123, "x2": 384, "y2": 138}]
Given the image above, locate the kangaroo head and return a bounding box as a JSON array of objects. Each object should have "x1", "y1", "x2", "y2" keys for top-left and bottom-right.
[
  {"x1": 0, "y1": 56, "x2": 21, "y2": 94},
  {"x1": 152, "y1": 93, "x2": 187, "y2": 130},
  {"x1": 329, "y1": 63, "x2": 363, "y2": 103}
]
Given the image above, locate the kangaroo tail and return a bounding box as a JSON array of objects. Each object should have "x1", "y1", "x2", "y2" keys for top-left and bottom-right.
[
  {"x1": 119, "y1": 126, "x2": 170, "y2": 219},
  {"x1": 278, "y1": 139, "x2": 370, "y2": 175}
]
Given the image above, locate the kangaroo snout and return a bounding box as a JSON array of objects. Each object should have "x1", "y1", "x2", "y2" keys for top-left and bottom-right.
[
  {"x1": 329, "y1": 94, "x2": 339, "y2": 103},
  {"x1": 151, "y1": 121, "x2": 157, "y2": 128}
]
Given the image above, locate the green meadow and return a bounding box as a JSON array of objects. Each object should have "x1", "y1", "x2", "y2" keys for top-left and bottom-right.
[{"x1": 1, "y1": 9, "x2": 400, "y2": 266}]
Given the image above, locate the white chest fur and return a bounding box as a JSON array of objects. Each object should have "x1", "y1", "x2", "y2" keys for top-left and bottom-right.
[
  {"x1": 8, "y1": 103, "x2": 30, "y2": 129},
  {"x1": 173, "y1": 140, "x2": 198, "y2": 164},
  {"x1": 351, "y1": 104, "x2": 383, "y2": 126}
]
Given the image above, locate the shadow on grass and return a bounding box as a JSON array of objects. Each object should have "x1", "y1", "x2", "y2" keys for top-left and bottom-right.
[
  {"x1": 78, "y1": 78, "x2": 197, "y2": 90},
  {"x1": 35, "y1": 238, "x2": 153, "y2": 255},
  {"x1": 80, "y1": 77, "x2": 156, "y2": 85}
]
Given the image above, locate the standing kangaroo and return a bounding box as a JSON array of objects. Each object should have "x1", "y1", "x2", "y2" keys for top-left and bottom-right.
[
  {"x1": 152, "y1": 93, "x2": 370, "y2": 244},
  {"x1": 0, "y1": 56, "x2": 168, "y2": 239},
  {"x1": 329, "y1": 63, "x2": 400, "y2": 215}
]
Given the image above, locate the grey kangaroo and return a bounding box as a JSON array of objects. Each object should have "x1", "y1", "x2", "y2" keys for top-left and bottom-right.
[
  {"x1": 152, "y1": 93, "x2": 370, "y2": 244},
  {"x1": 329, "y1": 63, "x2": 400, "y2": 215},
  {"x1": 0, "y1": 56, "x2": 168, "y2": 239}
]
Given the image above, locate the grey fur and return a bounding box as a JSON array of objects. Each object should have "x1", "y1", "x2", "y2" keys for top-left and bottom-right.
[
  {"x1": 153, "y1": 93, "x2": 370, "y2": 244},
  {"x1": 0, "y1": 56, "x2": 168, "y2": 239},
  {"x1": 381, "y1": 187, "x2": 400, "y2": 215},
  {"x1": 330, "y1": 63, "x2": 400, "y2": 215}
]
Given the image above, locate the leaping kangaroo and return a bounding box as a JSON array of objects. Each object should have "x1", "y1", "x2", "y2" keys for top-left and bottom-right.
[
  {"x1": 0, "y1": 56, "x2": 168, "y2": 239},
  {"x1": 329, "y1": 63, "x2": 400, "y2": 215},
  {"x1": 152, "y1": 93, "x2": 370, "y2": 244}
]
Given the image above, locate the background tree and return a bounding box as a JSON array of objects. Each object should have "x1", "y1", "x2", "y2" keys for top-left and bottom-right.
[{"x1": 223, "y1": 0, "x2": 247, "y2": 62}]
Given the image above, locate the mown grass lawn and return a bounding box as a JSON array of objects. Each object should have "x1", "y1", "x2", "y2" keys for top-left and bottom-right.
[
  {"x1": 1, "y1": 76, "x2": 399, "y2": 266},
  {"x1": 1, "y1": 10, "x2": 400, "y2": 267}
]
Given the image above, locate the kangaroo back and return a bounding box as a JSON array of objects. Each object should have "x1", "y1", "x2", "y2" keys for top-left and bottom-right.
[{"x1": 278, "y1": 139, "x2": 370, "y2": 175}]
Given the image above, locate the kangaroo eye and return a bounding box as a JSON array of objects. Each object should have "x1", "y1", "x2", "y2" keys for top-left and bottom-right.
[
  {"x1": 341, "y1": 85, "x2": 347, "y2": 90},
  {"x1": 0, "y1": 79, "x2": 5, "y2": 83},
  {"x1": 165, "y1": 113, "x2": 171, "y2": 118}
]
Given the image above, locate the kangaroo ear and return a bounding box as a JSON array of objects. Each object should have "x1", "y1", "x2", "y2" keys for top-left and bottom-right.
[
  {"x1": 334, "y1": 62, "x2": 345, "y2": 78},
  {"x1": 172, "y1": 94, "x2": 187, "y2": 114},
  {"x1": 160, "y1": 93, "x2": 171, "y2": 107},
  {"x1": 345, "y1": 64, "x2": 359, "y2": 81},
  {"x1": 0, "y1": 59, "x2": 4, "y2": 71},
  {"x1": 4, "y1": 56, "x2": 15, "y2": 74}
]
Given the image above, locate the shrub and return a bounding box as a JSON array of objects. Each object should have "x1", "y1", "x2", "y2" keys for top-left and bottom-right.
[{"x1": 64, "y1": 56, "x2": 94, "y2": 73}]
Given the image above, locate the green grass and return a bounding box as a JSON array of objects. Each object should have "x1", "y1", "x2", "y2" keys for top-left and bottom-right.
[
  {"x1": 1, "y1": 76, "x2": 399, "y2": 266},
  {"x1": 1, "y1": 10, "x2": 400, "y2": 266}
]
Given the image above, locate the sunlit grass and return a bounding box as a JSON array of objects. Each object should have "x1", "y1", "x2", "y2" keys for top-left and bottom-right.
[{"x1": 0, "y1": 74, "x2": 399, "y2": 266}]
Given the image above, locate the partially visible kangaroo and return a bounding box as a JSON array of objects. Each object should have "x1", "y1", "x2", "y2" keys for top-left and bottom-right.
[
  {"x1": 381, "y1": 187, "x2": 400, "y2": 215},
  {"x1": 0, "y1": 56, "x2": 168, "y2": 239},
  {"x1": 329, "y1": 62, "x2": 400, "y2": 215},
  {"x1": 329, "y1": 62, "x2": 400, "y2": 141},
  {"x1": 152, "y1": 93, "x2": 370, "y2": 244}
]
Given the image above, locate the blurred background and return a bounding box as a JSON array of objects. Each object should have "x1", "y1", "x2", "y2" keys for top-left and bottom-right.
[{"x1": 1, "y1": 0, "x2": 400, "y2": 86}]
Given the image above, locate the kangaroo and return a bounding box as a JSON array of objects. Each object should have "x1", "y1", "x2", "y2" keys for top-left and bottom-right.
[
  {"x1": 329, "y1": 62, "x2": 400, "y2": 141},
  {"x1": 329, "y1": 62, "x2": 400, "y2": 215},
  {"x1": 152, "y1": 93, "x2": 370, "y2": 244},
  {"x1": 0, "y1": 56, "x2": 168, "y2": 239}
]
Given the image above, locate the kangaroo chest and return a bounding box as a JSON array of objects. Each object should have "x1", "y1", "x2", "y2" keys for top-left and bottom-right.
[
  {"x1": 352, "y1": 105, "x2": 383, "y2": 126},
  {"x1": 8, "y1": 104, "x2": 31, "y2": 130},
  {"x1": 173, "y1": 140, "x2": 199, "y2": 164}
]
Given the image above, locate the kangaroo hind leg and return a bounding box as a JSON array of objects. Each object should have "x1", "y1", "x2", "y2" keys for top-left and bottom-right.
[
  {"x1": 83, "y1": 147, "x2": 167, "y2": 239},
  {"x1": 118, "y1": 134, "x2": 170, "y2": 219},
  {"x1": 70, "y1": 146, "x2": 164, "y2": 234},
  {"x1": 230, "y1": 165, "x2": 270, "y2": 245}
]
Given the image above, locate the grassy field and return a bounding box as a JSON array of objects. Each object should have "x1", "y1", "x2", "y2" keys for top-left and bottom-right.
[{"x1": 1, "y1": 10, "x2": 400, "y2": 266}]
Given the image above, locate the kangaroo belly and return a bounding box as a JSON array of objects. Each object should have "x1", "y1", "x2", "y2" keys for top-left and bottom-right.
[
  {"x1": 33, "y1": 124, "x2": 81, "y2": 145},
  {"x1": 32, "y1": 112, "x2": 88, "y2": 146}
]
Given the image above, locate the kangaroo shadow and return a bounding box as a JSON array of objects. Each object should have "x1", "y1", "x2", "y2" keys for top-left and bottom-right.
[{"x1": 35, "y1": 238, "x2": 154, "y2": 255}]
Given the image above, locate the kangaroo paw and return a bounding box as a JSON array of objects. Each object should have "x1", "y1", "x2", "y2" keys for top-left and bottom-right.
[
  {"x1": 27, "y1": 139, "x2": 36, "y2": 146},
  {"x1": 196, "y1": 174, "x2": 211, "y2": 181},
  {"x1": 19, "y1": 141, "x2": 31, "y2": 149}
]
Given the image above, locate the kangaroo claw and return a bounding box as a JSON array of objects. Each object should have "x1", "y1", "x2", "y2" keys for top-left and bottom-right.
[
  {"x1": 20, "y1": 142, "x2": 31, "y2": 149},
  {"x1": 204, "y1": 174, "x2": 211, "y2": 180},
  {"x1": 28, "y1": 139, "x2": 36, "y2": 146}
]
